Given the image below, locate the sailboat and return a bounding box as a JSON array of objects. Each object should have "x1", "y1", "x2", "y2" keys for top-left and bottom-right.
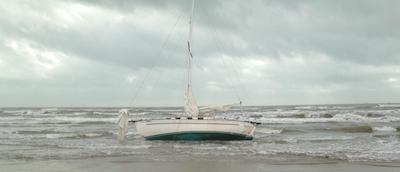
[{"x1": 117, "y1": 0, "x2": 256, "y2": 141}]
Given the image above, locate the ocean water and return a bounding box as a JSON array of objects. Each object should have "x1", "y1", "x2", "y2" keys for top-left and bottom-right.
[{"x1": 1, "y1": 104, "x2": 400, "y2": 163}]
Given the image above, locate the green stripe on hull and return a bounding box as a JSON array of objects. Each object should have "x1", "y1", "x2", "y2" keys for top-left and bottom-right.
[{"x1": 145, "y1": 132, "x2": 253, "y2": 141}]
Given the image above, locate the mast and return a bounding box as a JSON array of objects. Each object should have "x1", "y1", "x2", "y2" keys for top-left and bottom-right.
[
  {"x1": 187, "y1": 0, "x2": 195, "y2": 85},
  {"x1": 184, "y1": 0, "x2": 199, "y2": 117}
]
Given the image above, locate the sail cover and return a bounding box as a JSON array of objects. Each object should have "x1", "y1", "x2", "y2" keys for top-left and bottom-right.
[
  {"x1": 117, "y1": 109, "x2": 129, "y2": 142},
  {"x1": 184, "y1": 85, "x2": 199, "y2": 117},
  {"x1": 199, "y1": 103, "x2": 239, "y2": 117}
]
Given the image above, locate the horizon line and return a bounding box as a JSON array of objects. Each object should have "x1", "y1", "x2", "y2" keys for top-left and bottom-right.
[{"x1": 1, "y1": 102, "x2": 399, "y2": 108}]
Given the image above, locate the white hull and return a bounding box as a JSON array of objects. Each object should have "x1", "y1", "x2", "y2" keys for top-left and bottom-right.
[{"x1": 135, "y1": 119, "x2": 256, "y2": 140}]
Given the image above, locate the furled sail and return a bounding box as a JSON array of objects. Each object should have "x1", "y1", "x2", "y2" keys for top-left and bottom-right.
[
  {"x1": 117, "y1": 109, "x2": 129, "y2": 142},
  {"x1": 184, "y1": 85, "x2": 199, "y2": 117}
]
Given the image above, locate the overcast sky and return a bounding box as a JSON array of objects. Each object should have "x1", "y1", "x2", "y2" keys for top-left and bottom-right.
[{"x1": 0, "y1": 0, "x2": 399, "y2": 107}]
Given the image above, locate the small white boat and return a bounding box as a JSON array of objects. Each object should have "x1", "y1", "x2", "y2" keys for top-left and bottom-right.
[
  {"x1": 118, "y1": 0, "x2": 256, "y2": 141},
  {"x1": 136, "y1": 118, "x2": 255, "y2": 140}
]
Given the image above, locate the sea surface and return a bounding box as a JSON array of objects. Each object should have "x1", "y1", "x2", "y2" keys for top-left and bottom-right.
[{"x1": 1, "y1": 104, "x2": 400, "y2": 163}]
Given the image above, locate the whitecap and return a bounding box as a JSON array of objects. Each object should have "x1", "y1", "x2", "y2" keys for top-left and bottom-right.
[
  {"x1": 3, "y1": 110, "x2": 33, "y2": 115},
  {"x1": 332, "y1": 113, "x2": 366, "y2": 121},
  {"x1": 295, "y1": 106, "x2": 329, "y2": 110},
  {"x1": 40, "y1": 108, "x2": 58, "y2": 114},
  {"x1": 304, "y1": 112, "x2": 335, "y2": 118},
  {"x1": 377, "y1": 104, "x2": 400, "y2": 108},
  {"x1": 51, "y1": 116, "x2": 117, "y2": 123},
  {"x1": 372, "y1": 126, "x2": 397, "y2": 132},
  {"x1": 45, "y1": 134, "x2": 62, "y2": 139},
  {"x1": 93, "y1": 112, "x2": 117, "y2": 116},
  {"x1": 45, "y1": 133, "x2": 103, "y2": 139},
  {"x1": 258, "y1": 117, "x2": 333, "y2": 124},
  {"x1": 256, "y1": 112, "x2": 400, "y2": 124},
  {"x1": 72, "y1": 112, "x2": 88, "y2": 116},
  {"x1": 256, "y1": 128, "x2": 282, "y2": 134}
]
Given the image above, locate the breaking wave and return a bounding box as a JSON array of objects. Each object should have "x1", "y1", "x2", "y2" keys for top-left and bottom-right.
[
  {"x1": 45, "y1": 133, "x2": 104, "y2": 139},
  {"x1": 372, "y1": 126, "x2": 397, "y2": 132},
  {"x1": 256, "y1": 128, "x2": 283, "y2": 134},
  {"x1": 255, "y1": 113, "x2": 400, "y2": 124}
]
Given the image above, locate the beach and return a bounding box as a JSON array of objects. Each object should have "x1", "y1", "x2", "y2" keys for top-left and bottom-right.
[{"x1": 2, "y1": 155, "x2": 400, "y2": 172}]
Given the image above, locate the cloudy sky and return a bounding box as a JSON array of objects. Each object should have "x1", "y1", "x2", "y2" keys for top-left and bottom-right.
[{"x1": 0, "y1": 0, "x2": 399, "y2": 107}]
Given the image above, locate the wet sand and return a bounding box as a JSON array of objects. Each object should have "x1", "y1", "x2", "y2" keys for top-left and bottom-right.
[{"x1": 2, "y1": 155, "x2": 400, "y2": 172}]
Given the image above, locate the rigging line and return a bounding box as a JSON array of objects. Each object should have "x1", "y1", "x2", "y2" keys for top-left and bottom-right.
[
  {"x1": 129, "y1": 14, "x2": 183, "y2": 107},
  {"x1": 196, "y1": 4, "x2": 242, "y2": 104},
  {"x1": 210, "y1": 31, "x2": 242, "y2": 103},
  {"x1": 148, "y1": 25, "x2": 188, "y2": 103},
  {"x1": 214, "y1": 33, "x2": 255, "y2": 106},
  {"x1": 219, "y1": 48, "x2": 242, "y2": 102},
  {"x1": 212, "y1": 31, "x2": 255, "y2": 106},
  {"x1": 212, "y1": 39, "x2": 241, "y2": 101},
  {"x1": 216, "y1": 38, "x2": 254, "y2": 105},
  {"x1": 200, "y1": 8, "x2": 252, "y2": 105}
]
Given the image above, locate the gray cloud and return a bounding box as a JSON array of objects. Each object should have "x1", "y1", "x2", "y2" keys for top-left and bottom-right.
[{"x1": 0, "y1": 0, "x2": 399, "y2": 107}]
